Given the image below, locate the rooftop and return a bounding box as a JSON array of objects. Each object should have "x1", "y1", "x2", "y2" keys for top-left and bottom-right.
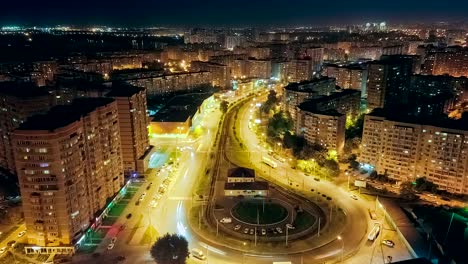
[
  {"x1": 0, "y1": 82, "x2": 50, "y2": 98},
  {"x1": 368, "y1": 108, "x2": 468, "y2": 131},
  {"x1": 17, "y1": 97, "x2": 115, "y2": 131},
  {"x1": 106, "y1": 83, "x2": 144, "y2": 97},
  {"x1": 284, "y1": 76, "x2": 336, "y2": 92},
  {"x1": 298, "y1": 89, "x2": 360, "y2": 112},
  {"x1": 151, "y1": 92, "x2": 212, "y2": 122},
  {"x1": 228, "y1": 167, "x2": 255, "y2": 178},
  {"x1": 379, "y1": 198, "x2": 429, "y2": 259},
  {"x1": 224, "y1": 181, "x2": 269, "y2": 191}
]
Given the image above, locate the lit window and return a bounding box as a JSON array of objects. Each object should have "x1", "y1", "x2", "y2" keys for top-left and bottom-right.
[
  {"x1": 44, "y1": 170, "x2": 50, "y2": 174},
  {"x1": 37, "y1": 148, "x2": 48, "y2": 153}
]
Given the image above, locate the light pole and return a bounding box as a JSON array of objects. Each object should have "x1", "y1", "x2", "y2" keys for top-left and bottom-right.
[
  {"x1": 346, "y1": 172, "x2": 350, "y2": 192},
  {"x1": 337, "y1": 235, "x2": 344, "y2": 263}
]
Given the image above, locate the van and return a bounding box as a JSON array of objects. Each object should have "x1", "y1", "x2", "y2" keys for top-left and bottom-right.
[{"x1": 191, "y1": 248, "x2": 206, "y2": 260}]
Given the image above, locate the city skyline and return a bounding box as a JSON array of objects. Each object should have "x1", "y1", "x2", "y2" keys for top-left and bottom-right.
[{"x1": 1, "y1": 0, "x2": 468, "y2": 26}]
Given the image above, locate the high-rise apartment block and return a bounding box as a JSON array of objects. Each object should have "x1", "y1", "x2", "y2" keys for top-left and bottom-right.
[
  {"x1": 12, "y1": 98, "x2": 124, "y2": 246},
  {"x1": 107, "y1": 85, "x2": 151, "y2": 175},
  {"x1": 0, "y1": 83, "x2": 53, "y2": 174},
  {"x1": 282, "y1": 77, "x2": 337, "y2": 120},
  {"x1": 295, "y1": 90, "x2": 361, "y2": 154},
  {"x1": 366, "y1": 55, "x2": 414, "y2": 111},
  {"x1": 323, "y1": 63, "x2": 368, "y2": 97},
  {"x1": 191, "y1": 61, "x2": 231, "y2": 88},
  {"x1": 360, "y1": 110, "x2": 468, "y2": 194},
  {"x1": 432, "y1": 46, "x2": 468, "y2": 77}
]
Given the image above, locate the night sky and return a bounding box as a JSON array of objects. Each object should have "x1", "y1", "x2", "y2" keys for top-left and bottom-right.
[{"x1": 1, "y1": 0, "x2": 467, "y2": 26}]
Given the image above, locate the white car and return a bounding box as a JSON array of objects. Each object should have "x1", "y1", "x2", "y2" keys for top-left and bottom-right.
[
  {"x1": 0, "y1": 247, "x2": 6, "y2": 254},
  {"x1": 107, "y1": 243, "x2": 115, "y2": 250},
  {"x1": 18, "y1": 231, "x2": 26, "y2": 237},
  {"x1": 286, "y1": 224, "x2": 295, "y2": 229},
  {"x1": 220, "y1": 217, "x2": 232, "y2": 224},
  {"x1": 350, "y1": 194, "x2": 358, "y2": 200},
  {"x1": 111, "y1": 237, "x2": 117, "y2": 244},
  {"x1": 382, "y1": 240, "x2": 395, "y2": 247}
]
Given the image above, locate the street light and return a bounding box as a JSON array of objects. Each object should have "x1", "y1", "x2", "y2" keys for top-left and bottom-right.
[{"x1": 337, "y1": 235, "x2": 344, "y2": 263}]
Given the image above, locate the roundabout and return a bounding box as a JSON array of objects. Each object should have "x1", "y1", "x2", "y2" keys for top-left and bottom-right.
[{"x1": 231, "y1": 200, "x2": 289, "y2": 225}]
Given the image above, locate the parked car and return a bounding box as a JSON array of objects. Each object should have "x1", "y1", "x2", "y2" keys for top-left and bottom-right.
[
  {"x1": 111, "y1": 237, "x2": 117, "y2": 244},
  {"x1": 220, "y1": 217, "x2": 232, "y2": 224},
  {"x1": 107, "y1": 243, "x2": 115, "y2": 250},
  {"x1": 276, "y1": 227, "x2": 283, "y2": 234},
  {"x1": 261, "y1": 228, "x2": 266, "y2": 235},
  {"x1": 18, "y1": 231, "x2": 26, "y2": 237},
  {"x1": 249, "y1": 229, "x2": 254, "y2": 235},
  {"x1": 243, "y1": 228, "x2": 249, "y2": 234},
  {"x1": 382, "y1": 240, "x2": 395, "y2": 247},
  {"x1": 234, "y1": 225, "x2": 241, "y2": 231},
  {"x1": 314, "y1": 178, "x2": 320, "y2": 182},
  {"x1": 286, "y1": 224, "x2": 295, "y2": 229},
  {"x1": 0, "y1": 247, "x2": 6, "y2": 254},
  {"x1": 350, "y1": 194, "x2": 358, "y2": 200}
]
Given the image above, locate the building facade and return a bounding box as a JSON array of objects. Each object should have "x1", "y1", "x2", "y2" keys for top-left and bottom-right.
[
  {"x1": 282, "y1": 77, "x2": 337, "y2": 120},
  {"x1": 12, "y1": 98, "x2": 124, "y2": 246},
  {"x1": 107, "y1": 85, "x2": 150, "y2": 175},
  {"x1": 360, "y1": 111, "x2": 468, "y2": 194},
  {"x1": 0, "y1": 83, "x2": 53, "y2": 174}
]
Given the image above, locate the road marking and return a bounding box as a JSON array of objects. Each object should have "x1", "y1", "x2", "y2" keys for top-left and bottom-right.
[{"x1": 168, "y1": 196, "x2": 191, "y2": 200}]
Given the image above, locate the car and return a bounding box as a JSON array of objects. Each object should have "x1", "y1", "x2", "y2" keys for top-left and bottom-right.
[
  {"x1": 7, "y1": 240, "x2": 16, "y2": 247},
  {"x1": 382, "y1": 240, "x2": 395, "y2": 247},
  {"x1": 220, "y1": 217, "x2": 232, "y2": 224},
  {"x1": 191, "y1": 248, "x2": 206, "y2": 260},
  {"x1": 276, "y1": 227, "x2": 283, "y2": 234},
  {"x1": 243, "y1": 228, "x2": 249, "y2": 234},
  {"x1": 304, "y1": 173, "x2": 310, "y2": 177},
  {"x1": 107, "y1": 243, "x2": 115, "y2": 250},
  {"x1": 126, "y1": 213, "x2": 132, "y2": 219},
  {"x1": 249, "y1": 229, "x2": 254, "y2": 235},
  {"x1": 119, "y1": 225, "x2": 126, "y2": 231},
  {"x1": 18, "y1": 231, "x2": 26, "y2": 237},
  {"x1": 375, "y1": 186, "x2": 383, "y2": 190},
  {"x1": 111, "y1": 237, "x2": 117, "y2": 244},
  {"x1": 0, "y1": 247, "x2": 6, "y2": 254},
  {"x1": 261, "y1": 228, "x2": 266, "y2": 235},
  {"x1": 350, "y1": 194, "x2": 358, "y2": 200},
  {"x1": 234, "y1": 225, "x2": 241, "y2": 231},
  {"x1": 314, "y1": 178, "x2": 320, "y2": 182},
  {"x1": 286, "y1": 224, "x2": 295, "y2": 229}
]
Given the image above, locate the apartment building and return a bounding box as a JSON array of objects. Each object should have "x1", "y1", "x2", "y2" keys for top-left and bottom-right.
[
  {"x1": 360, "y1": 110, "x2": 468, "y2": 194},
  {"x1": 107, "y1": 85, "x2": 151, "y2": 175},
  {"x1": 0, "y1": 83, "x2": 53, "y2": 174},
  {"x1": 282, "y1": 76, "x2": 337, "y2": 120},
  {"x1": 12, "y1": 98, "x2": 124, "y2": 246},
  {"x1": 127, "y1": 71, "x2": 213, "y2": 96}
]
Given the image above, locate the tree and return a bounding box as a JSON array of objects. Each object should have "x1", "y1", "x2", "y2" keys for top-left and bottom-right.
[
  {"x1": 323, "y1": 159, "x2": 340, "y2": 177},
  {"x1": 220, "y1": 100, "x2": 229, "y2": 114},
  {"x1": 260, "y1": 90, "x2": 279, "y2": 114},
  {"x1": 414, "y1": 177, "x2": 438, "y2": 193},
  {"x1": 150, "y1": 233, "x2": 189, "y2": 264},
  {"x1": 267, "y1": 111, "x2": 293, "y2": 138}
]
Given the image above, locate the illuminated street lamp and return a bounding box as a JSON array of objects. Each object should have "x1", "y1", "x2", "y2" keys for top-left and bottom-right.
[{"x1": 337, "y1": 236, "x2": 344, "y2": 262}]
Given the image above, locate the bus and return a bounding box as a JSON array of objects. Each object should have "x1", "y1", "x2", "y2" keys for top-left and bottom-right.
[
  {"x1": 368, "y1": 223, "x2": 381, "y2": 241},
  {"x1": 262, "y1": 156, "x2": 278, "y2": 168}
]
